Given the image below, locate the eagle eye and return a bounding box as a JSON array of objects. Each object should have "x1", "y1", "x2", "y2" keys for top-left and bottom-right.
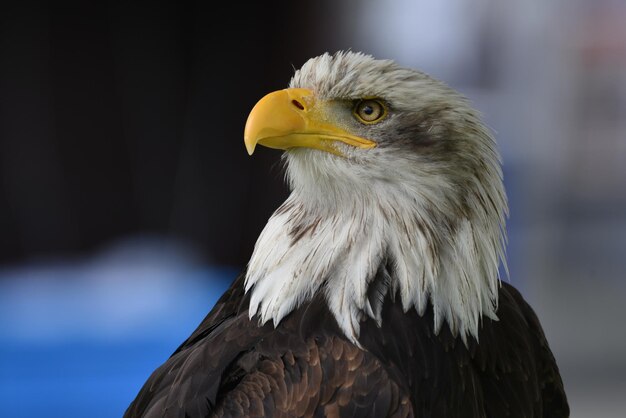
[{"x1": 353, "y1": 99, "x2": 387, "y2": 124}]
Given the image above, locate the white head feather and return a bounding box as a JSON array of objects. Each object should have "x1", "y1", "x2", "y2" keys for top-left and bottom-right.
[{"x1": 245, "y1": 51, "x2": 507, "y2": 344}]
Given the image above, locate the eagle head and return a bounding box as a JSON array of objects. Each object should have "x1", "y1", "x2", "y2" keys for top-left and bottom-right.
[{"x1": 243, "y1": 51, "x2": 507, "y2": 344}]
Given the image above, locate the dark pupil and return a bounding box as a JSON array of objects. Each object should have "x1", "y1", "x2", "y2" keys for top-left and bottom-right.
[{"x1": 362, "y1": 105, "x2": 374, "y2": 115}]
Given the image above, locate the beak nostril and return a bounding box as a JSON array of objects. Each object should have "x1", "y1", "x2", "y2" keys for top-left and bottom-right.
[{"x1": 291, "y1": 99, "x2": 305, "y2": 110}]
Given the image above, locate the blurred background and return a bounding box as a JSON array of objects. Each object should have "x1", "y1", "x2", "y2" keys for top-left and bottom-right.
[{"x1": 1, "y1": 1, "x2": 624, "y2": 416}]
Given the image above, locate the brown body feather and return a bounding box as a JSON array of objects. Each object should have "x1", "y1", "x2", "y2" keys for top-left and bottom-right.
[{"x1": 125, "y1": 269, "x2": 568, "y2": 418}]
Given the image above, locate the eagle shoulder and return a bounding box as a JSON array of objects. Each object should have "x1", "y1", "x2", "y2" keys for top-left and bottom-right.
[
  {"x1": 124, "y1": 275, "x2": 413, "y2": 418},
  {"x1": 213, "y1": 332, "x2": 412, "y2": 417}
]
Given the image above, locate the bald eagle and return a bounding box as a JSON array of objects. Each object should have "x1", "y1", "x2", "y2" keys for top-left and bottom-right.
[{"x1": 125, "y1": 52, "x2": 569, "y2": 417}]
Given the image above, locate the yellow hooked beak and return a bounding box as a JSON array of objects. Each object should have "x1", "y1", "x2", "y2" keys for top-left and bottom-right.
[{"x1": 244, "y1": 88, "x2": 377, "y2": 156}]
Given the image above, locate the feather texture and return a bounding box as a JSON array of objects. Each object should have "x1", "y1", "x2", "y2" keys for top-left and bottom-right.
[
  {"x1": 125, "y1": 274, "x2": 569, "y2": 418},
  {"x1": 246, "y1": 52, "x2": 507, "y2": 343}
]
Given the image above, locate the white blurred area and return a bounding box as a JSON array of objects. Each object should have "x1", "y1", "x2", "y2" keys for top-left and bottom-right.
[
  {"x1": 0, "y1": 237, "x2": 217, "y2": 343},
  {"x1": 331, "y1": 0, "x2": 626, "y2": 417}
]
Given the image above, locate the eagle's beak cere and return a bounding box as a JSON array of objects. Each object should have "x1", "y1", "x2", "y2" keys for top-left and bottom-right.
[{"x1": 244, "y1": 88, "x2": 377, "y2": 156}]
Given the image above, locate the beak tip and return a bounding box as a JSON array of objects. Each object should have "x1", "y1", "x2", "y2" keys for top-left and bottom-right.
[{"x1": 245, "y1": 140, "x2": 256, "y2": 156}]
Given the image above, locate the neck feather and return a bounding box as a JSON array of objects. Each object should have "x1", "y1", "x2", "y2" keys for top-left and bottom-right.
[{"x1": 245, "y1": 172, "x2": 505, "y2": 344}]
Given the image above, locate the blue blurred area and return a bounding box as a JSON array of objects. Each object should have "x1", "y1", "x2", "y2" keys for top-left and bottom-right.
[{"x1": 0, "y1": 239, "x2": 234, "y2": 418}]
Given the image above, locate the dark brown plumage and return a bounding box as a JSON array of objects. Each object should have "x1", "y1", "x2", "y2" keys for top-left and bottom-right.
[{"x1": 125, "y1": 268, "x2": 568, "y2": 417}]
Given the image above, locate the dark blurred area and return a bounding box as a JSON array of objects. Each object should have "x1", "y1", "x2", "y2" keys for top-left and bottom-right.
[
  {"x1": 1, "y1": 1, "x2": 625, "y2": 417},
  {"x1": 0, "y1": 0, "x2": 324, "y2": 266}
]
